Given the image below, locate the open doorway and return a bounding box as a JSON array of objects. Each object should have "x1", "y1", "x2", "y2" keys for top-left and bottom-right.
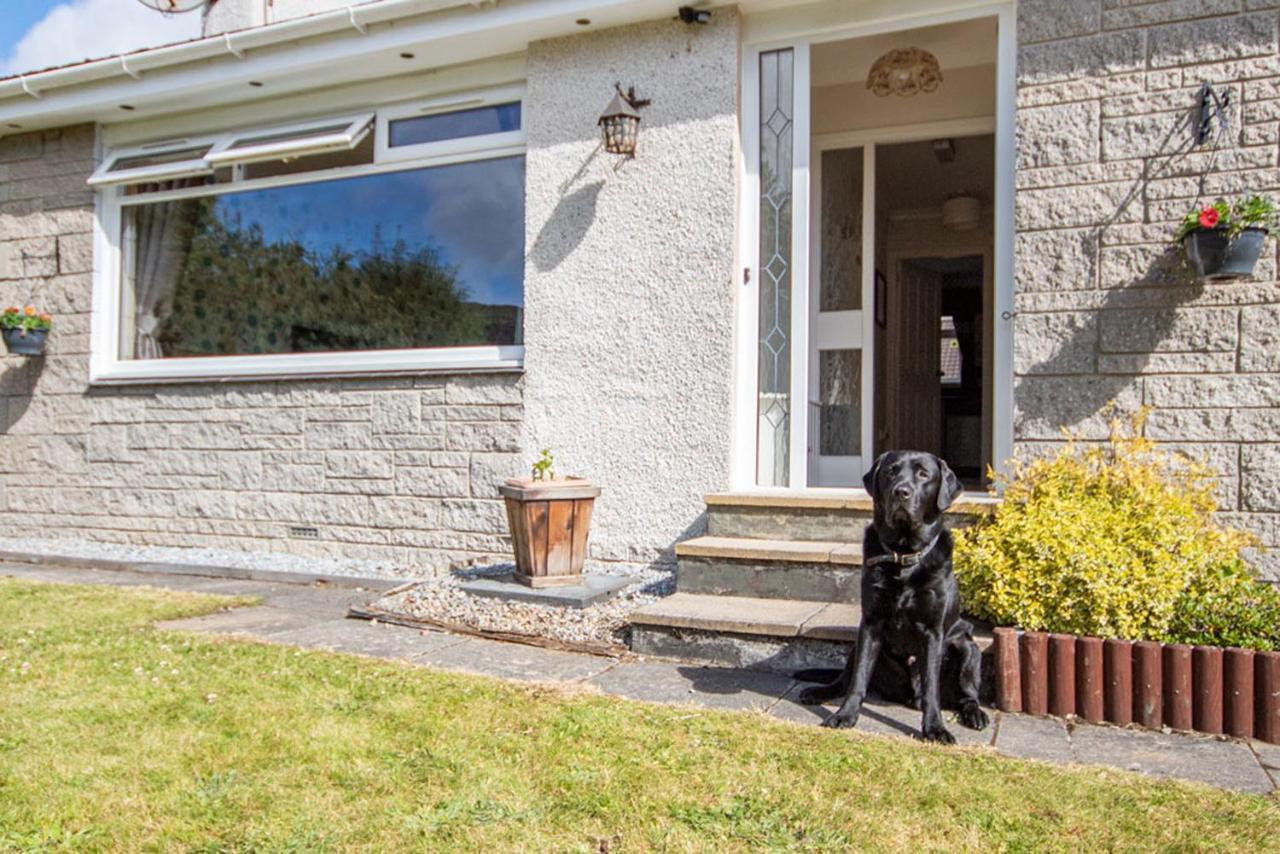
[
  {"x1": 742, "y1": 9, "x2": 1010, "y2": 492},
  {"x1": 876, "y1": 136, "x2": 994, "y2": 490},
  {"x1": 884, "y1": 255, "x2": 987, "y2": 488},
  {"x1": 803, "y1": 18, "x2": 997, "y2": 490}
]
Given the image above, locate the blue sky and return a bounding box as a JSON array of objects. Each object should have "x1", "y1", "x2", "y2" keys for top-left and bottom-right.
[
  {"x1": 214, "y1": 157, "x2": 526, "y2": 307},
  {"x1": 1, "y1": 1, "x2": 201, "y2": 77}
]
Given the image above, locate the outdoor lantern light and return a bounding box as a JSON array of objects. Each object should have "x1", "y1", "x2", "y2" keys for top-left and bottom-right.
[
  {"x1": 598, "y1": 85, "x2": 650, "y2": 157},
  {"x1": 866, "y1": 47, "x2": 943, "y2": 97}
]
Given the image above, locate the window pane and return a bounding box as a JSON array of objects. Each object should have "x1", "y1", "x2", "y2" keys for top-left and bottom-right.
[
  {"x1": 757, "y1": 49, "x2": 793, "y2": 487},
  {"x1": 121, "y1": 156, "x2": 525, "y2": 359},
  {"x1": 819, "y1": 349, "x2": 861, "y2": 456},
  {"x1": 109, "y1": 146, "x2": 209, "y2": 173},
  {"x1": 820, "y1": 148, "x2": 862, "y2": 312},
  {"x1": 940, "y1": 315, "x2": 963, "y2": 385},
  {"x1": 389, "y1": 102, "x2": 521, "y2": 148},
  {"x1": 227, "y1": 122, "x2": 355, "y2": 151},
  {"x1": 241, "y1": 133, "x2": 374, "y2": 180}
]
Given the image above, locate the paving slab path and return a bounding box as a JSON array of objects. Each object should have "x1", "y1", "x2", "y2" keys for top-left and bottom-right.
[{"x1": 3, "y1": 561, "x2": 1276, "y2": 796}]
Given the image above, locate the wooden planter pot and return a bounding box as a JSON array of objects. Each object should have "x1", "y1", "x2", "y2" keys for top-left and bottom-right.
[
  {"x1": 499, "y1": 477, "x2": 600, "y2": 588},
  {"x1": 993, "y1": 627, "x2": 1280, "y2": 744}
]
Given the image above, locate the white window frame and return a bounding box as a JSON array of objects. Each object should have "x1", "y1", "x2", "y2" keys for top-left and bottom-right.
[
  {"x1": 376, "y1": 84, "x2": 525, "y2": 165},
  {"x1": 90, "y1": 94, "x2": 527, "y2": 385},
  {"x1": 205, "y1": 112, "x2": 375, "y2": 167},
  {"x1": 87, "y1": 136, "x2": 219, "y2": 188}
]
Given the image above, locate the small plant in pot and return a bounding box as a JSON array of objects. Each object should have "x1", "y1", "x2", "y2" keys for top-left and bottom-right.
[
  {"x1": 1, "y1": 305, "x2": 53, "y2": 356},
  {"x1": 1176, "y1": 195, "x2": 1276, "y2": 281},
  {"x1": 499, "y1": 450, "x2": 601, "y2": 588}
]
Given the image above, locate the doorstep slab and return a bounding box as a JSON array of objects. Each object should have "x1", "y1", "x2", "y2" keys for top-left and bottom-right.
[
  {"x1": 1070, "y1": 724, "x2": 1273, "y2": 794},
  {"x1": 798, "y1": 602, "x2": 861, "y2": 642},
  {"x1": 675, "y1": 536, "x2": 846, "y2": 563},
  {"x1": 412, "y1": 635, "x2": 617, "y2": 683},
  {"x1": 630, "y1": 592, "x2": 826, "y2": 637},
  {"x1": 267, "y1": 617, "x2": 466, "y2": 660},
  {"x1": 457, "y1": 573, "x2": 632, "y2": 608},
  {"x1": 1253, "y1": 740, "x2": 1280, "y2": 785},
  {"x1": 155, "y1": 605, "x2": 318, "y2": 638},
  {"x1": 587, "y1": 659, "x2": 795, "y2": 712},
  {"x1": 775, "y1": 681, "x2": 995, "y2": 747},
  {"x1": 993, "y1": 713, "x2": 1074, "y2": 764}
]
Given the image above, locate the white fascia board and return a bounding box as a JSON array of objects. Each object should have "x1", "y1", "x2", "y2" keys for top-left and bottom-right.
[{"x1": 0, "y1": 0, "x2": 712, "y2": 133}]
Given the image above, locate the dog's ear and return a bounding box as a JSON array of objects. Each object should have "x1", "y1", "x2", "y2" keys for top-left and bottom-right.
[
  {"x1": 935, "y1": 457, "x2": 961, "y2": 512},
  {"x1": 863, "y1": 453, "x2": 889, "y2": 494}
]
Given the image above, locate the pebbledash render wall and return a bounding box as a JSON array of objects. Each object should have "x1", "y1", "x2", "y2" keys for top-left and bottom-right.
[
  {"x1": 520, "y1": 13, "x2": 739, "y2": 565},
  {"x1": 1012, "y1": 0, "x2": 1280, "y2": 582},
  {"x1": 0, "y1": 13, "x2": 739, "y2": 573}
]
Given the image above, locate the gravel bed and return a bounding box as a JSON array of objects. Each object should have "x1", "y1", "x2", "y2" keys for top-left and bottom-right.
[
  {"x1": 0, "y1": 537, "x2": 424, "y2": 581},
  {"x1": 372, "y1": 561, "x2": 675, "y2": 648}
]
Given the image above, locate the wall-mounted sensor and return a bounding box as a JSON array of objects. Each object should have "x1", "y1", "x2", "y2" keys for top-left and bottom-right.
[{"x1": 678, "y1": 6, "x2": 711, "y2": 24}]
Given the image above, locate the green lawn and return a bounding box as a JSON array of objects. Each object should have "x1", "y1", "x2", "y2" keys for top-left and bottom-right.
[{"x1": 0, "y1": 579, "x2": 1276, "y2": 852}]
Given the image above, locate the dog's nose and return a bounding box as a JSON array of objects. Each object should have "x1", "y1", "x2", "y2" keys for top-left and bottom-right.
[{"x1": 894, "y1": 484, "x2": 912, "y2": 501}]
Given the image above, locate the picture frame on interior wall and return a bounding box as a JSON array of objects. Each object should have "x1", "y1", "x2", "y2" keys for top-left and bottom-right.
[{"x1": 874, "y1": 269, "x2": 886, "y2": 329}]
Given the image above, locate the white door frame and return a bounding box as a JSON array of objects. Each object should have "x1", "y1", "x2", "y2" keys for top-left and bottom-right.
[{"x1": 730, "y1": 1, "x2": 1016, "y2": 491}]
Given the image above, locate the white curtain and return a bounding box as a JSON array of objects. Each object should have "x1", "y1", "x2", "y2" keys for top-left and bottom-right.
[{"x1": 129, "y1": 180, "x2": 201, "y2": 358}]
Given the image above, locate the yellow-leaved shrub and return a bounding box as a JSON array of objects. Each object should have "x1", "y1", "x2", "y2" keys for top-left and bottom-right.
[{"x1": 954, "y1": 412, "x2": 1280, "y2": 649}]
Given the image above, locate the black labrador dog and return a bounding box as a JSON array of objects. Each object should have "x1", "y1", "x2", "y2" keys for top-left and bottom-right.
[{"x1": 799, "y1": 450, "x2": 989, "y2": 744}]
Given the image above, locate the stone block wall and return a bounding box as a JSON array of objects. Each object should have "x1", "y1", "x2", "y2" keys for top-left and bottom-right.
[
  {"x1": 1014, "y1": 0, "x2": 1280, "y2": 580},
  {"x1": 0, "y1": 125, "x2": 523, "y2": 573}
]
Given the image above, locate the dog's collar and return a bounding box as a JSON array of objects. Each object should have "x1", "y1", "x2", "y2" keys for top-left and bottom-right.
[{"x1": 864, "y1": 534, "x2": 939, "y2": 570}]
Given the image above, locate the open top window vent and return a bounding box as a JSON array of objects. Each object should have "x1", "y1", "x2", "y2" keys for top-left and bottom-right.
[
  {"x1": 88, "y1": 112, "x2": 375, "y2": 189},
  {"x1": 87, "y1": 140, "x2": 214, "y2": 187},
  {"x1": 206, "y1": 113, "x2": 374, "y2": 167}
]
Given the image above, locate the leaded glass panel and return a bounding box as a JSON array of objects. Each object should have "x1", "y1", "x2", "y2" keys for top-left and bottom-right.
[{"x1": 756, "y1": 49, "x2": 794, "y2": 487}]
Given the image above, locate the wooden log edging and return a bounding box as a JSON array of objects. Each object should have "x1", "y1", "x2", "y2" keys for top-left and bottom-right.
[{"x1": 992, "y1": 628, "x2": 1280, "y2": 744}]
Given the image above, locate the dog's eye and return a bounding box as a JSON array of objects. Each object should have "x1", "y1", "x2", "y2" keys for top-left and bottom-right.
[{"x1": 916, "y1": 468, "x2": 929, "y2": 480}]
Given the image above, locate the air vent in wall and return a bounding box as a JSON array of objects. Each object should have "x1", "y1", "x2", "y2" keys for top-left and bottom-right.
[{"x1": 288, "y1": 526, "x2": 320, "y2": 540}]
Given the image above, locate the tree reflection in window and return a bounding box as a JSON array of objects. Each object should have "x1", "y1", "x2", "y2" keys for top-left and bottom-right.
[{"x1": 122, "y1": 156, "x2": 524, "y2": 359}]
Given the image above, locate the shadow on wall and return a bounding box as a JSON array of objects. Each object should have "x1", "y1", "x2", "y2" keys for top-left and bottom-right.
[
  {"x1": 530, "y1": 179, "x2": 604, "y2": 273},
  {"x1": 0, "y1": 357, "x2": 43, "y2": 431},
  {"x1": 1016, "y1": 101, "x2": 1218, "y2": 437}
]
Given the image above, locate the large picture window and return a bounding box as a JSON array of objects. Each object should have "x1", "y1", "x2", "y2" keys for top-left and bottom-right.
[
  {"x1": 93, "y1": 87, "x2": 526, "y2": 382},
  {"x1": 121, "y1": 158, "x2": 524, "y2": 360}
]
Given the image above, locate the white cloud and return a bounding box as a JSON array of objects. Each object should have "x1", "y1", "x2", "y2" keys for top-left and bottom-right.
[{"x1": 2, "y1": 0, "x2": 204, "y2": 77}]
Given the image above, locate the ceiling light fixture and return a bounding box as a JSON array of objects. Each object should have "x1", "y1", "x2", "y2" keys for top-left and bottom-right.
[{"x1": 866, "y1": 47, "x2": 943, "y2": 97}]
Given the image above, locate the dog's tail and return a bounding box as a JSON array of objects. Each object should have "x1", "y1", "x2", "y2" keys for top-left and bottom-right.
[{"x1": 792, "y1": 668, "x2": 842, "y2": 683}]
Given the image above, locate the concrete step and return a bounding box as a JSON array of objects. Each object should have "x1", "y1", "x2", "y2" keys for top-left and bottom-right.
[
  {"x1": 705, "y1": 490, "x2": 996, "y2": 541},
  {"x1": 675, "y1": 535, "x2": 861, "y2": 602},
  {"x1": 628, "y1": 592, "x2": 860, "y2": 674},
  {"x1": 628, "y1": 591, "x2": 995, "y2": 685}
]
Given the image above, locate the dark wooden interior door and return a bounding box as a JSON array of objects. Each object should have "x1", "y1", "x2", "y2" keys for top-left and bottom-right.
[{"x1": 891, "y1": 260, "x2": 942, "y2": 455}]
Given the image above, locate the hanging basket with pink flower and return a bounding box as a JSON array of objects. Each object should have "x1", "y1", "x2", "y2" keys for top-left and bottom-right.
[
  {"x1": 1175, "y1": 195, "x2": 1276, "y2": 282},
  {"x1": 1, "y1": 305, "x2": 53, "y2": 356}
]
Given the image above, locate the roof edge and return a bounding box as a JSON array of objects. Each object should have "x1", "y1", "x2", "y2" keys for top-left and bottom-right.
[{"x1": 0, "y1": 0, "x2": 490, "y2": 107}]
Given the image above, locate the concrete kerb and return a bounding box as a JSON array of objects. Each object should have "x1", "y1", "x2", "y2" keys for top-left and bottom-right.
[{"x1": 0, "y1": 549, "x2": 408, "y2": 592}]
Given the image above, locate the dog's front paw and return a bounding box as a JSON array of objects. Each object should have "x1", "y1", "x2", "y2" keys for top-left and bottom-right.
[
  {"x1": 922, "y1": 724, "x2": 956, "y2": 745},
  {"x1": 821, "y1": 712, "x2": 859, "y2": 729},
  {"x1": 958, "y1": 702, "x2": 990, "y2": 731}
]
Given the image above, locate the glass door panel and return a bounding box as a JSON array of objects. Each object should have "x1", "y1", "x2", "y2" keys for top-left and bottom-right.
[{"x1": 809, "y1": 145, "x2": 871, "y2": 487}]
